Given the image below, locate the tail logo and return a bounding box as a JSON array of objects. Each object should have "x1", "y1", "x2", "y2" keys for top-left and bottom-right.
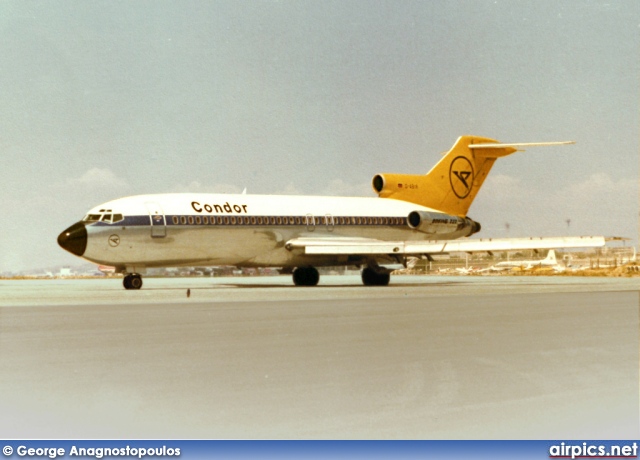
[{"x1": 449, "y1": 156, "x2": 474, "y2": 199}]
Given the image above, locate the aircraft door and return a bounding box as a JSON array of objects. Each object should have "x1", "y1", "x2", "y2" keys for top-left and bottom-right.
[{"x1": 145, "y1": 202, "x2": 166, "y2": 238}]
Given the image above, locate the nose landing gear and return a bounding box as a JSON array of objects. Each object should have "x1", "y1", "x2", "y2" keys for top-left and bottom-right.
[{"x1": 123, "y1": 273, "x2": 143, "y2": 290}]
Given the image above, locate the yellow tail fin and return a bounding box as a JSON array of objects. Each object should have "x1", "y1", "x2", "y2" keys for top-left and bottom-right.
[{"x1": 372, "y1": 135, "x2": 573, "y2": 216}]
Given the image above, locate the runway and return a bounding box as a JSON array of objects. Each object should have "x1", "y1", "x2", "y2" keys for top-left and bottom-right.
[{"x1": 0, "y1": 276, "x2": 638, "y2": 438}]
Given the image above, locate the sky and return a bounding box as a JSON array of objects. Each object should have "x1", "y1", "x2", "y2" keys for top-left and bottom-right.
[{"x1": 0, "y1": 1, "x2": 638, "y2": 272}]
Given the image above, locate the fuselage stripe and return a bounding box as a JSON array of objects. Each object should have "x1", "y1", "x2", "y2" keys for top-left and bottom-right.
[{"x1": 91, "y1": 215, "x2": 408, "y2": 227}]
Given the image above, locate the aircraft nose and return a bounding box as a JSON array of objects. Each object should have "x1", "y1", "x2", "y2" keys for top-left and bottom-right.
[{"x1": 57, "y1": 222, "x2": 87, "y2": 256}]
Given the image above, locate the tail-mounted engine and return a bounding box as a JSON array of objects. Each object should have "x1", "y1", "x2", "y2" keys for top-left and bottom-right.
[
  {"x1": 372, "y1": 173, "x2": 421, "y2": 199},
  {"x1": 407, "y1": 211, "x2": 481, "y2": 238}
]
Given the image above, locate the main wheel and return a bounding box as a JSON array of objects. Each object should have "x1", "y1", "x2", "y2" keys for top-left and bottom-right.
[
  {"x1": 292, "y1": 266, "x2": 320, "y2": 286},
  {"x1": 361, "y1": 267, "x2": 390, "y2": 286}
]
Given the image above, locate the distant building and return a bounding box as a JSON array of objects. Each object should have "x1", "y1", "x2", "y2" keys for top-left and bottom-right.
[{"x1": 59, "y1": 267, "x2": 73, "y2": 277}]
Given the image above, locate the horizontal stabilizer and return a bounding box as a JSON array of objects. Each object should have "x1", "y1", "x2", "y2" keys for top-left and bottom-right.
[{"x1": 469, "y1": 141, "x2": 575, "y2": 150}]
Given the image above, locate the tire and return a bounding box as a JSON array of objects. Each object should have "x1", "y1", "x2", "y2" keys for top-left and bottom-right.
[
  {"x1": 123, "y1": 274, "x2": 143, "y2": 290},
  {"x1": 376, "y1": 272, "x2": 390, "y2": 286},
  {"x1": 361, "y1": 267, "x2": 390, "y2": 286},
  {"x1": 130, "y1": 274, "x2": 143, "y2": 290},
  {"x1": 292, "y1": 267, "x2": 320, "y2": 286}
]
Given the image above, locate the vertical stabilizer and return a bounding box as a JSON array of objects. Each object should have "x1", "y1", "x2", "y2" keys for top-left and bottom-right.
[
  {"x1": 373, "y1": 136, "x2": 516, "y2": 216},
  {"x1": 372, "y1": 136, "x2": 573, "y2": 216}
]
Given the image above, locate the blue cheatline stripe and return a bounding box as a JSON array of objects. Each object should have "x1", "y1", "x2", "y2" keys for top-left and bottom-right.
[
  {"x1": 91, "y1": 215, "x2": 409, "y2": 227},
  {"x1": 2, "y1": 440, "x2": 631, "y2": 459}
]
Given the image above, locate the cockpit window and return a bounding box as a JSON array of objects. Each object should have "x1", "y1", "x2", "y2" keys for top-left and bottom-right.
[
  {"x1": 84, "y1": 214, "x2": 102, "y2": 222},
  {"x1": 83, "y1": 212, "x2": 123, "y2": 224}
]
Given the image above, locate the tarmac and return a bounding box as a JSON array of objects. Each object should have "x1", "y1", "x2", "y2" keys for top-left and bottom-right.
[{"x1": 0, "y1": 275, "x2": 638, "y2": 438}]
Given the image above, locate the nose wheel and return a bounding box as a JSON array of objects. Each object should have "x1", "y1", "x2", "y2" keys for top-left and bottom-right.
[{"x1": 123, "y1": 273, "x2": 143, "y2": 290}]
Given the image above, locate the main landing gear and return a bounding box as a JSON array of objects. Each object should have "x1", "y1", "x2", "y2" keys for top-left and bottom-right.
[
  {"x1": 291, "y1": 266, "x2": 391, "y2": 286},
  {"x1": 361, "y1": 267, "x2": 391, "y2": 286},
  {"x1": 292, "y1": 266, "x2": 320, "y2": 286},
  {"x1": 123, "y1": 273, "x2": 143, "y2": 290}
]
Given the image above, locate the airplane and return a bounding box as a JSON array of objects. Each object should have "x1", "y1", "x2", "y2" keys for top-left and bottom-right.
[
  {"x1": 57, "y1": 135, "x2": 606, "y2": 290},
  {"x1": 454, "y1": 266, "x2": 477, "y2": 275},
  {"x1": 481, "y1": 249, "x2": 564, "y2": 272}
]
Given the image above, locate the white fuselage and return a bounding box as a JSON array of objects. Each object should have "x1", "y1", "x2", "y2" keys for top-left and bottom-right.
[{"x1": 74, "y1": 193, "x2": 469, "y2": 271}]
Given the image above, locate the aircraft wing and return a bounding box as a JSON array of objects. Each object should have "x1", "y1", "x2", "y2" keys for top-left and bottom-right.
[{"x1": 285, "y1": 236, "x2": 606, "y2": 256}]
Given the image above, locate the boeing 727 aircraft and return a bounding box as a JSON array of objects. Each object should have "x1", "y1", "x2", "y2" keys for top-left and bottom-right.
[{"x1": 57, "y1": 135, "x2": 605, "y2": 289}]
